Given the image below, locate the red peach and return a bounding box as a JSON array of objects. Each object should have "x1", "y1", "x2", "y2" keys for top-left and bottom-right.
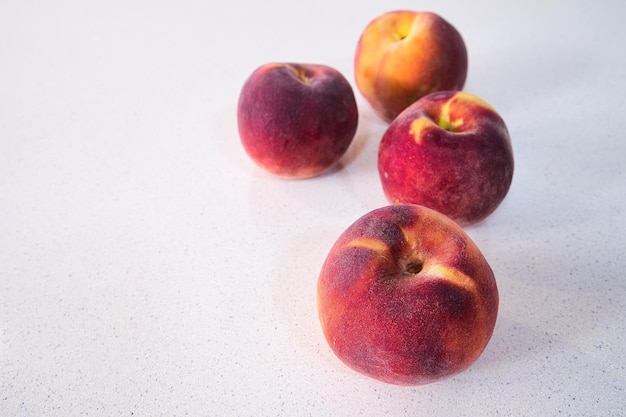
[
  {"x1": 237, "y1": 63, "x2": 358, "y2": 179},
  {"x1": 378, "y1": 90, "x2": 514, "y2": 226},
  {"x1": 317, "y1": 204, "x2": 499, "y2": 385}
]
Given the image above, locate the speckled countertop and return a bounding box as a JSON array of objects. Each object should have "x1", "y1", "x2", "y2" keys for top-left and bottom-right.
[{"x1": 1, "y1": 0, "x2": 624, "y2": 415}]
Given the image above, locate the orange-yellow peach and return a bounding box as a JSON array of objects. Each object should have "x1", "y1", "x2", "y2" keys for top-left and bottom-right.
[
  {"x1": 237, "y1": 63, "x2": 358, "y2": 179},
  {"x1": 354, "y1": 10, "x2": 468, "y2": 123},
  {"x1": 317, "y1": 204, "x2": 499, "y2": 386},
  {"x1": 378, "y1": 90, "x2": 514, "y2": 226}
]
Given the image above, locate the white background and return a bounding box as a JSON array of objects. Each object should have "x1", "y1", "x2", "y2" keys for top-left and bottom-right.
[{"x1": 1, "y1": 0, "x2": 624, "y2": 415}]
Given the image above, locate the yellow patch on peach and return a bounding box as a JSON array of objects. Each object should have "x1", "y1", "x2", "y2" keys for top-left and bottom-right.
[
  {"x1": 424, "y1": 263, "x2": 478, "y2": 295},
  {"x1": 409, "y1": 117, "x2": 436, "y2": 144},
  {"x1": 346, "y1": 237, "x2": 391, "y2": 256},
  {"x1": 451, "y1": 91, "x2": 496, "y2": 112},
  {"x1": 389, "y1": 13, "x2": 415, "y2": 41},
  {"x1": 284, "y1": 64, "x2": 312, "y2": 84},
  {"x1": 438, "y1": 97, "x2": 464, "y2": 131}
]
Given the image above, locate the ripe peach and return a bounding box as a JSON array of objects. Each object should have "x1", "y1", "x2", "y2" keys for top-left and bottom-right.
[
  {"x1": 378, "y1": 90, "x2": 514, "y2": 226},
  {"x1": 317, "y1": 204, "x2": 499, "y2": 386},
  {"x1": 354, "y1": 10, "x2": 468, "y2": 122},
  {"x1": 237, "y1": 63, "x2": 358, "y2": 179}
]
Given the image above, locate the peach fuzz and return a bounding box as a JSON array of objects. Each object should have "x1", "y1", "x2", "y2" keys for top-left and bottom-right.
[
  {"x1": 354, "y1": 10, "x2": 468, "y2": 122},
  {"x1": 378, "y1": 90, "x2": 514, "y2": 226},
  {"x1": 317, "y1": 204, "x2": 499, "y2": 386},
  {"x1": 237, "y1": 63, "x2": 358, "y2": 179}
]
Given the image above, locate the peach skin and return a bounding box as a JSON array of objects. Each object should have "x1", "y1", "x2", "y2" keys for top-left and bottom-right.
[
  {"x1": 378, "y1": 90, "x2": 514, "y2": 226},
  {"x1": 355, "y1": 11, "x2": 468, "y2": 122},
  {"x1": 317, "y1": 204, "x2": 499, "y2": 385},
  {"x1": 238, "y1": 63, "x2": 358, "y2": 179}
]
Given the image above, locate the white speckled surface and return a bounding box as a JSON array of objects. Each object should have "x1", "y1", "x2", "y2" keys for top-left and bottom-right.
[{"x1": 1, "y1": 0, "x2": 624, "y2": 415}]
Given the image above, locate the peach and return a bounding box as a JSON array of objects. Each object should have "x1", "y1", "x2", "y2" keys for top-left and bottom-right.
[
  {"x1": 317, "y1": 204, "x2": 499, "y2": 386},
  {"x1": 378, "y1": 90, "x2": 514, "y2": 226},
  {"x1": 354, "y1": 10, "x2": 468, "y2": 122},
  {"x1": 237, "y1": 63, "x2": 358, "y2": 179}
]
